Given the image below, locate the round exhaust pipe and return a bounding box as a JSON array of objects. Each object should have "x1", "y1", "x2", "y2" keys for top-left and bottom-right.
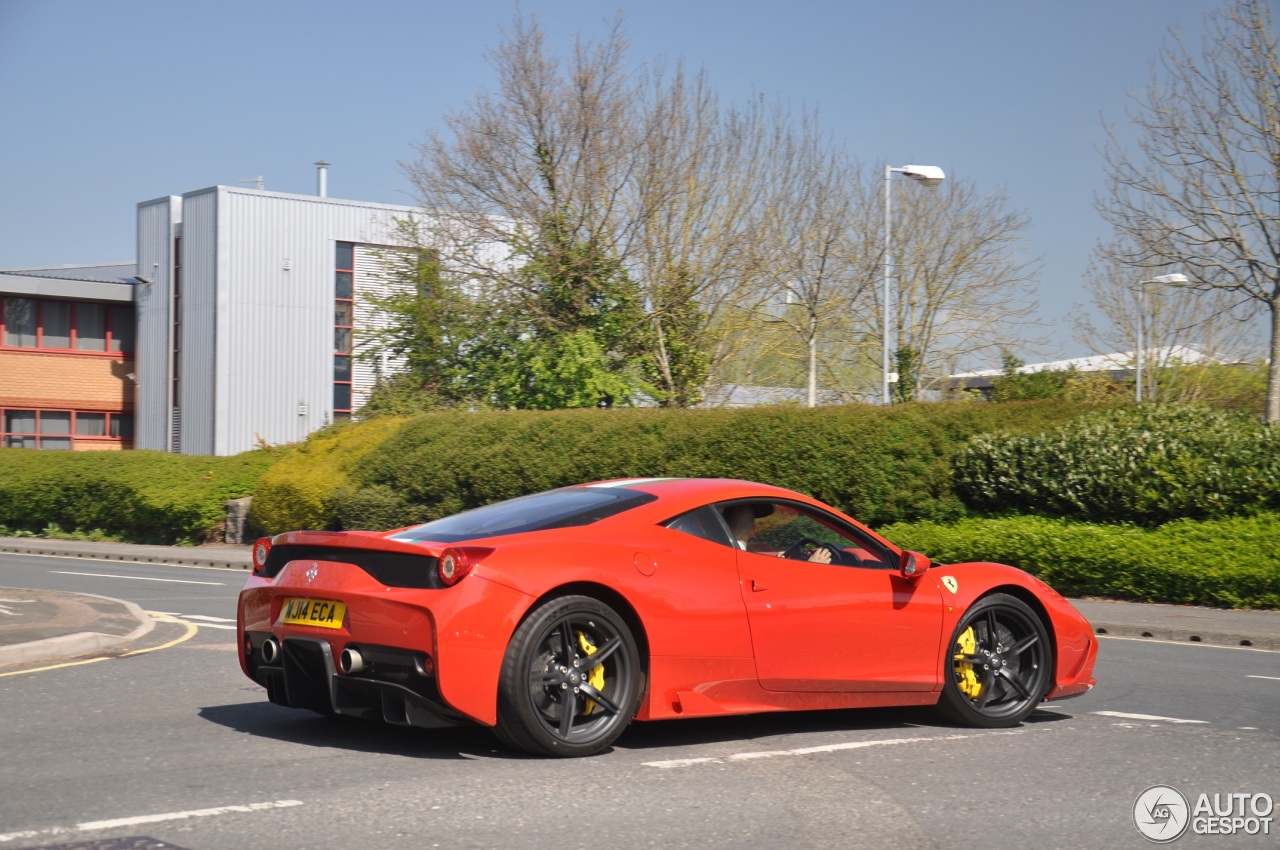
[
  {"x1": 261, "y1": 636, "x2": 281, "y2": 664},
  {"x1": 339, "y1": 647, "x2": 364, "y2": 675}
]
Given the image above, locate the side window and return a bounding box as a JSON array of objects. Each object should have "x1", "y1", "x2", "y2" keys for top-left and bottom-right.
[
  {"x1": 662, "y1": 505, "x2": 733, "y2": 547},
  {"x1": 718, "y1": 500, "x2": 896, "y2": 569}
]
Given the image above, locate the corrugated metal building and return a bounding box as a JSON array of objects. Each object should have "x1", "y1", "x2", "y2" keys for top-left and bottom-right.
[
  {"x1": 134, "y1": 185, "x2": 420, "y2": 455},
  {"x1": 1, "y1": 182, "x2": 427, "y2": 456}
]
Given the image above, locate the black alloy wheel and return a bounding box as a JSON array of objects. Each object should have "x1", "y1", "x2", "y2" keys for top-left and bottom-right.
[
  {"x1": 496, "y1": 595, "x2": 643, "y2": 757},
  {"x1": 937, "y1": 593, "x2": 1052, "y2": 727}
]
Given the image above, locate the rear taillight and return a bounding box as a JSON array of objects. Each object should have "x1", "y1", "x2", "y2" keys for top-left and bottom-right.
[
  {"x1": 252, "y1": 537, "x2": 272, "y2": 575},
  {"x1": 438, "y1": 546, "x2": 493, "y2": 586}
]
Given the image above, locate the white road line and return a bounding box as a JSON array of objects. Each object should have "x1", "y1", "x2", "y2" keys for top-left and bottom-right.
[
  {"x1": 0, "y1": 799, "x2": 303, "y2": 843},
  {"x1": 1092, "y1": 711, "x2": 1209, "y2": 724},
  {"x1": 51, "y1": 570, "x2": 224, "y2": 586},
  {"x1": 1246, "y1": 675, "x2": 1280, "y2": 681},
  {"x1": 153, "y1": 612, "x2": 238, "y2": 630},
  {"x1": 642, "y1": 731, "x2": 1017, "y2": 769},
  {"x1": 1096, "y1": 634, "x2": 1279, "y2": 653}
]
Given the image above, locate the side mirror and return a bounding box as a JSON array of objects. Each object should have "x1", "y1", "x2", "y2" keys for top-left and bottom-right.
[{"x1": 899, "y1": 550, "x2": 930, "y2": 579}]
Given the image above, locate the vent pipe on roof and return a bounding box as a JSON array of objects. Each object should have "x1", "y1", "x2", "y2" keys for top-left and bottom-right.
[{"x1": 315, "y1": 160, "x2": 330, "y2": 197}]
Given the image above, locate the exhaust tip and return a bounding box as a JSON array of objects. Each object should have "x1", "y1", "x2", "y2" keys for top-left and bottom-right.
[
  {"x1": 261, "y1": 637, "x2": 281, "y2": 664},
  {"x1": 339, "y1": 647, "x2": 364, "y2": 675}
]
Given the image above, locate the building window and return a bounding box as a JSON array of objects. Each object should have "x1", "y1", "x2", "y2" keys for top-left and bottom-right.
[
  {"x1": 333, "y1": 242, "x2": 355, "y2": 418},
  {"x1": 1, "y1": 409, "x2": 133, "y2": 449},
  {"x1": 0, "y1": 297, "x2": 134, "y2": 354},
  {"x1": 2, "y1": 298, "x2": 36, "y2": 347}
]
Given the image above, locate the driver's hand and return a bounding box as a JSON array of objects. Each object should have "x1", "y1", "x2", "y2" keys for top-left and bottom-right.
[{"x1": 808, "y1": 547, "x2": 832, "y2": 564}]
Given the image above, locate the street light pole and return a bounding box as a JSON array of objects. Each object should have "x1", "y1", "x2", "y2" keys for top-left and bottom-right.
[
  {"x1": 1135, "y1": 272, "x2": 1188, "y2": 403},
  {"x1": 883, "y1": 164, "x2": 945, "y2": 404}
]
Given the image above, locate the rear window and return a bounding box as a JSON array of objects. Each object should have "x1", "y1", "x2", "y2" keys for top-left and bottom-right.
[{"x1": 390, "y1": 487, "x2": 657, "y2": 544}]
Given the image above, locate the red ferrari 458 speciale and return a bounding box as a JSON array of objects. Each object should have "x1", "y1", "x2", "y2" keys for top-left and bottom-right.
[{"x1": 238, "y1": 477, "x2": 1097, "y2": 757}]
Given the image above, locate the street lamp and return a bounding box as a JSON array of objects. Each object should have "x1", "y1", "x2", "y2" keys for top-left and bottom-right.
[
  {"x1": 883, "y1": 164, "x2": 945, "y2": 404},
  {"x1": 1135, "y1": 272, "x2": 1188, "y2": 403}
]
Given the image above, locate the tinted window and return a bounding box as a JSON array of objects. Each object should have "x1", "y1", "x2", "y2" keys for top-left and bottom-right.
[
  {"x1": 76, "y1": 303, "x2": 106, "y2": 351},
  {"x1": 4, "y1": 298, "x2": 36, "y2": 347},
  {"x1": 43, "y1": 301, "x2": 72, "y2": 348},
  {"x1": 391, "y1": 487, "x2": 657, "y2": 544},
  {"x1": 109, "y1": 305, "x2": 135, "y2": 352},
  {"x1": 717, "y1": 499, "x2": 896, "y2": 568},
  {"x1": 663, "y1": 505, "x2": 733, "y2": 546}
]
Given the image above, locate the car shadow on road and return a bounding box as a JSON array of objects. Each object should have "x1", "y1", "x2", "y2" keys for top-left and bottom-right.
[
  {"x1": 198, "y1": 701, "x2": 1080, "y2": 761},
  {"x1": 198, "y1": 702, "x2": 500, "y2": 760},
  {"x1": 613, "y1": 703, "x2": 1074, "y2": 752}
]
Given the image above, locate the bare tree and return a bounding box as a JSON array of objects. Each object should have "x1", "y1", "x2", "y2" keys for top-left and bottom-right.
[
  {"x1": 747, "y1": 120, "x2": 868, "y2": 407},
  {"x1": 1099, "y1": 0, "x2": 1280, "y2": 421},
  {"x1": 403, "y1": 15, "x2": 783, "y2": 406},
  {"x1": 1072, "y1": 244, "x2": 1256, "y2": 401},
  {"x1": 850, "y1": 175, "x2": 1039, "y2": 400},
  {"x1": 624, "y1": 68, "x2": 781, "y2": 406},
  {"x1": 402, "y1": 12, "x2": 1039, "y2": 408}
]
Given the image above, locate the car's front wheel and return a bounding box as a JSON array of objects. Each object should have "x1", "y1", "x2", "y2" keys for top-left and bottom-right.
[
  {"x1": 496, "y1": 595, "x2": 643, "y2": 757},
  {"x1": 937, "y1": 593, "x2": 1051, "y2": 727}
]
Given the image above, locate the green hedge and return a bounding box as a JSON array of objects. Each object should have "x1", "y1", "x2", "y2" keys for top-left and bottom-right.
[
  {"x1": 248, "y1": 417, "x2": 407, "y2": 534},
  {"x1": 0, "y1": 448, "x2": 280, "y2": 544},
  {"x1": 954, "y1": 405, "x2": 1280, "y2": 524},
  {"x1": 881, "y1": 512, "x2": 1280, "y2": 609},
  {"x1": 329, "y1": 401, "x2": 1098, "y2": 531}
]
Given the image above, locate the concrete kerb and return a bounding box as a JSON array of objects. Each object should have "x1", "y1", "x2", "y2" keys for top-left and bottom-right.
[
  {"x1": 0, "y1": 591, "x2": 156, "y2": 669},
  {"x1": 0, "y1": 537, "x2": 251, "y2": 570}
]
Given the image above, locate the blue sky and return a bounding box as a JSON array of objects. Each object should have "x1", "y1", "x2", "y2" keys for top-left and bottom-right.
[{"x1": 0, "y1": 0, "x2": 1226, "y2": 360}]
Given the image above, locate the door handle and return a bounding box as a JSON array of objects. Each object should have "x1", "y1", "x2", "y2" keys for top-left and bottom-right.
[{"x1": 751, "y1": 579, "x2": 767, "y2": 592}]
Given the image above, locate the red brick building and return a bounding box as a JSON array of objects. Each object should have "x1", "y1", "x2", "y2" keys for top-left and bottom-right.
[{"x1": 0, "y1": 265, "x2": 138, "y2": 450}]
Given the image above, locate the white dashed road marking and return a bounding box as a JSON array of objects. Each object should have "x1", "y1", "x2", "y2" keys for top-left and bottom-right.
[
  {"x1": 1246, "y1": 675, "x2": 1280, "y2": 681},
  {"x1": 0, "y1": 799, "x2": 303, "y2": 844},
  {"x1": 1091, "y1": 711, "x2": 1208, "y2": 724},
  {"x1": 642, "y1": 731, "x2": 1020, "y2": 769},
  {"x1": 51, "y1": 570, "x2": 225, "y2": 586},
  {"x1": 156, "y1": 612, "x2": 238, "y2": 630}
]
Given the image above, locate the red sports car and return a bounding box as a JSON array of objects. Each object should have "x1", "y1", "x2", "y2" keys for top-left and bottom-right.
[{"x1": 237, "y1": 478, "x2": 1097, "y2": 757}]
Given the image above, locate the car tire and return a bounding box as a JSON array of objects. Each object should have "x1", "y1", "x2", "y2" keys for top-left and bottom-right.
[
  {"x1": 937, "y1": 593, "x2": 1052, "y2": 728},
  {"x1": 496, "y1": 595, "x2": 643, "y2": 757}
]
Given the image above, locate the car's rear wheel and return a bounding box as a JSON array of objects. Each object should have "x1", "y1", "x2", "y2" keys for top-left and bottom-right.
[
  {"x1": 937, "y1": 593, "x2": 1051, "y2": 728},
  {"x1": 496, "y1": 595, "x2": 643, "y2": 757}
]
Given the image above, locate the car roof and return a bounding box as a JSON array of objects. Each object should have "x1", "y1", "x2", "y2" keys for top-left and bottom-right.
[{"x1": 575, "y1": 477, "x2": 813, "y2": 510}]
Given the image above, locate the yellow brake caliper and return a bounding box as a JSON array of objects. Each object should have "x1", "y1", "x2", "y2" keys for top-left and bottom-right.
[
  {"x1": 954, "y1": 626, "x2": 983, "y2": 699},
  {"x1": 576, "y1": 631, "x2": 606, "y2": 714}
]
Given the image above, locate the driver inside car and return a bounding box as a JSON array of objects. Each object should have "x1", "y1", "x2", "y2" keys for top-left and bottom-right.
[{"x1": 722, "y1": 504, "x2": 833, "y2": 563}]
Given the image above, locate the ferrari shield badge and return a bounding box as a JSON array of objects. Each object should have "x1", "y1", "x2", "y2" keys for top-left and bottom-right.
[{"x1": 941, "y1": 576, "x2": 958, "y2": 594}]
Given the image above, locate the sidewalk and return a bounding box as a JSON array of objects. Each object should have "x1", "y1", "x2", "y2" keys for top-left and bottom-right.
[{"x1": 1, "y1": 537, "x2": 1278, "y2": 672}]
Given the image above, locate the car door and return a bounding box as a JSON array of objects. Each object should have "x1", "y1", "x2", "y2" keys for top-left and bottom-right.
[{"x1": 728, "y1": 500, "x2": 945, "y2": 693}]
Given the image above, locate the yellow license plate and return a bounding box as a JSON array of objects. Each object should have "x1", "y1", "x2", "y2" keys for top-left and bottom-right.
[{"x1": 278, "y1": 598, "x2": 347, "y2": 629}]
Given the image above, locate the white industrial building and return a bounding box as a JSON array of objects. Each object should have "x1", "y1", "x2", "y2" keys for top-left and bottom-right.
[
  {"x1": 1, "y1": 176, "x2": 426, "y2": 456},
  {"x1": 132, "y1": 183, "x2": 421, "y2": 455}
]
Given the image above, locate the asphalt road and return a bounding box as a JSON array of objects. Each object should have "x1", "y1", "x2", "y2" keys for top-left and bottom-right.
[{"x1": 1, "y1": 553, "x2": 1277, "y2": 850}]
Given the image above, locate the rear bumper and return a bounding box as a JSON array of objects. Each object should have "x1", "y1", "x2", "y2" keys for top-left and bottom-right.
[{"x1": 247, "y1": 635, "x2": 468, "y2": 728}]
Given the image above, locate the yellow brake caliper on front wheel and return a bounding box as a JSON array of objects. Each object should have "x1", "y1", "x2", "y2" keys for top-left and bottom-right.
[
  {"x1": 576, "y1": 631, "x2": 606, "y2": 714},
  {"x1": 954, "y1": 626, "x2": 983, "y2": 699}
]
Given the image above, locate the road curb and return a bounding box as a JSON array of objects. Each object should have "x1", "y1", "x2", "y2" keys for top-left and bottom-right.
[
  {"x1": 0, "y1": 594, "x2": 156, "y2": 669},
  {"x1": 0, "y1": 539, "x2": 250, "y2": 570},
  {"x1": 1088, "y1": 622, "x2": 1279, "y2": 650}
]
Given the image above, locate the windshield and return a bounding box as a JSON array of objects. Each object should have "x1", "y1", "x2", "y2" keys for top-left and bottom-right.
[{"x1": 389, "y1": 486, "x2": 657, "y2": 544}]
